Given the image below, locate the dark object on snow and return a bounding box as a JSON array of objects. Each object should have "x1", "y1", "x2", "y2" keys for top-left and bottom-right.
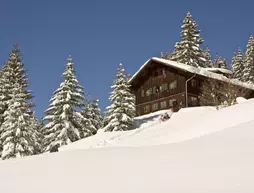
[
  {"x1": 160, "y1": 112, "x2": 170, "y2": 122},
  {"x1": 163, "y1": 112, "x2": 170, "y2": 120},
  {"x1": 49, "y1": 144, "x2": 60, "y2": 153}
]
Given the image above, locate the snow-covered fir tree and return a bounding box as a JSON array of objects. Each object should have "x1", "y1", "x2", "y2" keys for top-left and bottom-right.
[
  {"x1": 104, "y1": 63, "x2": 136, "y2": 132},
  {"x1": 232, "y1": 48, "x2": 244, "y2": 80},
  {"x1": 171, "y1": 11, "x2": 206, "y2": 67},
  {"x1": 231, "y1": 51, "x2": 237, "y2": 70},
  {"x1": 222, "y1": 59, "x2": 228, "y2": 69},
  {"x1": 242, "y1": 35, "x2": 254, "y2": 83},
  {"x1": 203, "y1": 47, "x2": 212, "y2": 68},
  {"x1": 42, "y1": 56, "x2": 94, "y2": 151},
  {"x1": 1, "y1": 86, "x2": 39, "y2": 159},
  {"x1": 160, "y1": 51, "x2": 171, "y2": 60},
  {"x1": 0, "y1": 45, "x2": 40, "y2": 159},
  {"x1": 30, "y1": 116, "x2": 43, "y2": 154},
  {"x1": 81, "y1": 97, "x2": 93, "y2": 122},
  {"x1": 81, "y1": 97, "x2": 103, "y2": 132},
  {"x1": 213, "y1": 55, "x2": 221, "y2": 68},
  {"x1": 90, "y1": 99, "x2": 103, "y2": 130},
  {"x1": 213, "y1": 55, "x2": 227, "y2": 69}
]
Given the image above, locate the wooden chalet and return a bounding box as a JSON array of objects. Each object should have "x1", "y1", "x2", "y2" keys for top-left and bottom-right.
[{"x1": 129, "y1": 57, "x2": 254, "y2": 116}]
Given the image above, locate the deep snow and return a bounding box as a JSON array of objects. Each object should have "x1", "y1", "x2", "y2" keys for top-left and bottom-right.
[{"x1": 1, "y1": 99, "x2": 254, "y2": 193}]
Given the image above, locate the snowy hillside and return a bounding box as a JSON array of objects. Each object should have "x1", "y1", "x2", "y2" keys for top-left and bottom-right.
[
  {"x1": 61, "y1": 99, "x2": 253, "y2": 150},
  {"x1": 1, "y1": 99, "x2": 254, "y2": 193}
]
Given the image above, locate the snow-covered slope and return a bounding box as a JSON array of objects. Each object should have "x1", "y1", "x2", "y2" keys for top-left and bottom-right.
[
  {"x1": 61, "y1": 99, "x2": 254, "y2": 150},
  {"x1": 1, "y1": 99, "x2": 254, "y2": 193}
]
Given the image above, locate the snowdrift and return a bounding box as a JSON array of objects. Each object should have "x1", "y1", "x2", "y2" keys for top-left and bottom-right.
[{"x1": 1, "y1": 99, "x2": 254, "y2": 193}]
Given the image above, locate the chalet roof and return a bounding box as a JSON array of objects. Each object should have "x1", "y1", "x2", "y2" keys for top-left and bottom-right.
[
  {"x1": 129, "y1": 57, "x2": 254, "y2": 91},
  {"x1": 205, "y1": 68, "x2": 232, "y2": 75}
]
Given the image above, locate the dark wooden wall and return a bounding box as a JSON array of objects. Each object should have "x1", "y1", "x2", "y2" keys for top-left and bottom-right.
[{"x1": 132, "y1": 62, "x2": 202, "y2": 115}]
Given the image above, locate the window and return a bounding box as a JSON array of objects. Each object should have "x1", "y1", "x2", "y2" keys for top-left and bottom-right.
[
  {"x1": 152, "y1": 86, "x2": 156, "y2": 94},
  {"x1": 160, "y1": 83, "x2": 168, "y2": 92},
  {"x1": 160, "y1": 85, "x2": 163, "y2": 92},
  {"x1": 144, "y1": 105, "x2": 150, "y2": 113},
  {"x1": 146, "y1": 88, "x2": 152, "y2": 96},
  {"x1": 141, "y1": 89, "x2": 144, "y2": 97},
  {"x1": 189, "y1": 96, "x2": 198, "y2": 105},
  {"x1": 160, "y1": 101, "x2": 167, "y2": 109},
  {"x1": 169, "y1": 80, "x2": 177, "y2": 89},
  {"x1": 164, "y1": 83, "x2": 168, "y2": 90},
  {"x1": 191, "y1": 79, "x2": 197, "y2": 87},
  {"x1": 152, "y1": 103, "x2": 158, "y2": 111}
]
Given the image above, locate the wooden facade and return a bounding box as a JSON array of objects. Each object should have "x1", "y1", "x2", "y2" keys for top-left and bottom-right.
[
  {"x1": 129, "y1": 58, "x2": 254, "y2": 116},
  {"x1": 130, "y1": 60, "x2": 203, "y2": 116}
]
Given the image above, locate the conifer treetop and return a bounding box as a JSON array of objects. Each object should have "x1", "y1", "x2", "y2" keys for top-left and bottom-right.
[{"x1": 171, "y1": 11, "x2": 205, "y2": 67}]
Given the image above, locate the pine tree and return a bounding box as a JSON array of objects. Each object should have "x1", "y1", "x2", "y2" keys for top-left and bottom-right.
[
  {"x1": 232, "y1": 48, "x2": 244, "y2": 80},
  {"x1": 203, "y1": 47, "x2": 212, "y2": 68},
  {"x1": 171, "y1": 11, "x2": 206, "y2": 67},
  {"x1": 81, "y1": 97, "x2": 92, "y2": 121},
  {"x1": 42, "y1": 56, "x2": 94, "y2": 151},
  {"x1": 1, "y1": 86, "x2": 37, "y2": 159},
  {"x1": 81, "y1": 96, "x2": 96, "y2": 133},
  {"x1": 231, "y1": 51, "x2": 237, "y2": 70},
  {"x1": 0, "y1": 45, "x2": 39, "y2": 159},
  {"x1": 30, "y1": 116, "x2": 43, "y2": 154},
  {"x1": 221, "y1": 59, "x2": 228, "y2": 69},
  {"x1": 160, "y1": 52, "x2": 171, "y2": 60},
  {"x1": 81, "y1": 97, "x2": 103, "y2": 132},
  {"x1": 213, "y1": 55, "x2": 227, "y2": 69},
  {"x1": 242, "y1": 35, "x2": 254, "y2": 83},
  {"x1": 90, "y1": 99, "x2": 103, "y2": 130},
  {"x1": 104, "y1": 63, "x2": 136, "y2": 132}
]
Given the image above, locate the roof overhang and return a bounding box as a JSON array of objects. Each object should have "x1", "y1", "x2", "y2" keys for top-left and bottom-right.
[{"x1": 128, "y1": 57, "x2": 254, "y2": 91}]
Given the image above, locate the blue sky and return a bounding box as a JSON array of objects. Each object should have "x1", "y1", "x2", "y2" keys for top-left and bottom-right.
[{"x1": 0, "y1": 0, "x2": 253, "y2": 118}]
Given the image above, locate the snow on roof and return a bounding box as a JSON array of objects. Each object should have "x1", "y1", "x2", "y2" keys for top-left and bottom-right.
[
  {"x1": 205, "y1": 67, "x2": 232, "y2": 75},
  {"x1": 129, "y1": 57, "x2": 254, "y2": 91}
]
